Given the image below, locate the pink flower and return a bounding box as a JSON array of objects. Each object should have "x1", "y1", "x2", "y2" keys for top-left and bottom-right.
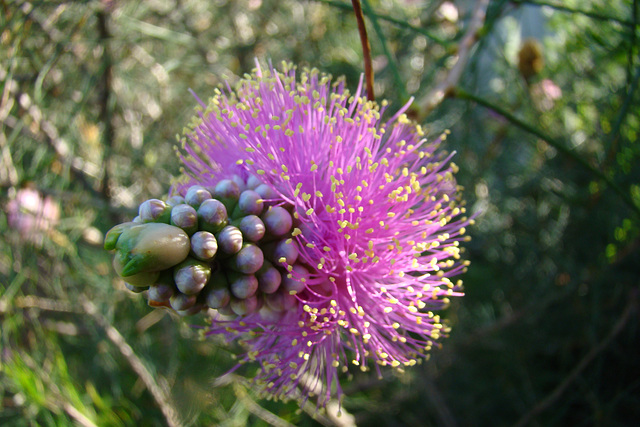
[
  {"x1": 175, "y1": 63, "x2": 472, "y2": 405},
  {"x1": 7, "y1": 186, "x2": 60, "y2": 245}
]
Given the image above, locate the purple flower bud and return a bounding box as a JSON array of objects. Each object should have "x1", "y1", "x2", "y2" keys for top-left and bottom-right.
[
  {"x1": 235, "y1": 190, "x2": 263, "y2": 217},
  {"x1": 139, "y1": 199, "x2": 171, "y2": 223},
  {"x1": 148, "y1": 283, "x2": 176, "y2": 303},
  {"x1": 230, "y1": 174, "x2": 247, "y2": 192},
  {"x1": 198, "y1": 199, "x2": 228, "y2": 234},
  {"x1": 165, "y1": 195, "x2": 185, "y2": 207},
  {"x1": 245, "y1": 174, "x2": 262, "y2": 190},
  {"x1": 237, "y1": 215, "x2": 266, "y2": 242},
  {"x1": 229, "y1": 273, "x2": 259, "y2": 299},
  {"x1": 272, "y1": 239, "x2": 299, "y2": 266},
  {"x1": 256, "y1": 263, "x2": 281, "y2": 294},
  {"x1": 281, "y1": 264, "x2": 309, "y2": 294},
  {"x1": 258, "y1": 304, "x2": 282, "y2": 322},
  {"x1": 206, "y1": 286, "x2": 231, "y2": 309},
  {"x1": 190, "y1": 231, "x2": 218, "y2": 261},
  {"x1": 213, "y1": 179, "x2": 240, "y2": 211},
  {"x1": 230, "y1": 295, "x2": 259, "y2": 316},
  {"x1": 184, "y1": 185, "x2": 212, "y2": 208},
  {"x1": 261, "y1": 206, "x2": 292, "y2": 237},
  {"x1": 216, "y1": 225, "x2": 243, "y2": 254},
  {"x1": 264, "y1": 290, "x2": 297, "y2": 312},
  {"x1": 174, "y1": 258, "x2": 212, "y2": 295},
  {"x1": 170, "y1": 204, "x2": 198, "y2": 235},
  {"x1": 204, "y1": 269, "x2": 231, "y2": 309},
  {"x1": 170, "y1": 292, "x2": 197, "y2": 311},
  {"x1": 229, "y1": 244, "x2": 264, "y2": 275},
  {"x1": 254, "y1": 183, "x2": 277, "y2": 201}
]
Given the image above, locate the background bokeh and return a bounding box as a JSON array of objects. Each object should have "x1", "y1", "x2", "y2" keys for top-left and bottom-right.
[{"x1": 1, "y1": 0, "x2": 639, "y2": 425}]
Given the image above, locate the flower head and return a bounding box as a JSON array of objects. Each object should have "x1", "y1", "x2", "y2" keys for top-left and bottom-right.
[
  {"x1": 173, "y1": 62, "x2": 472, "y2": 404},
  {"x1": 7, "y1": 185, "x2": 60, "y2": 245}
]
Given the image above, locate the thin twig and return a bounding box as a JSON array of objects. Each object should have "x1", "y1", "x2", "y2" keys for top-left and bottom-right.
[
  {"x1": 232, "y1": 382, "x2": 296, "y2": 427},
  {"x1": 97, "y1": 9, "x2": 114, "y2": 204},
  {"x1": 419, "y1": 0, "x2": 490, "y2": 116},
  {"x1": 360, "y1": 0, "x2": 409, "y2": 101},
  {"x1": 512, "y1": 0, "x2": 636, "y2": 28},
  {"x1": 513, "y1": 290, "x2": 638, "y2": 427},
  {"x1": 314, "y1": 0, "x2": 451, "y2": 46},
  {"x1": 454, "y1": 88, "x2": 640, "y2": 218},
  {"x1": 352, "y1": 0, "x2": 375, "y2": 101},
  {"x1": 81, "y1": 298, "x2": 183, "y2": 427}
]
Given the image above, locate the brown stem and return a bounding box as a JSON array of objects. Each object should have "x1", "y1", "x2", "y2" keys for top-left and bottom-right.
[{"x1": 352, "y1": 0, "x2": 375, "y2": 101}]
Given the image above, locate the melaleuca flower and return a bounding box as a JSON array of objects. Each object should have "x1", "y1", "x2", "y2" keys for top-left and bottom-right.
[
  {"x1": 171, "y1": 62, "x2": 473, "y2": 405},
  {"x1": 7, "y1": 184, "x2": 60, "y2": 246}
]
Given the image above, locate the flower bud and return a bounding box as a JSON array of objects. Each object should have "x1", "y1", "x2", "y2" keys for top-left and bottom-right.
[
  {"x1": 254, "y1": 183, "x2": 277, "y2": 201},
  {"x1": 229, "y1": 272, "x2": 259, "y2": 299},
  {"x1": 114, "y1": 223, "x2": 190, "y2": 277},
  {"x1": 256, "y1": 262, "x2": 281, "y2": 294},
  {"x1": 237, "y1": 215, "x2": 266, "y2": 242},
  {"x1": 216, "y1": 225, "x2": 243, "y2": 254},
  {"x1": 170, "y1": 204, "x2": 198, "y2": 235},
  {"x1": 229, "y1": 244, "x2": 264, "y2": 274},
  {"x1": 206, "y1": 286, "x2": 231, "y2": 310},
  {"x1": 265, "y1": 290, "x2": 297, "y2": 312},
  {"x1": 234, "y1": 190, "x2": 263, "y2": 217},
  {"x1": 104, "y1": 222, "x2": 136, "y2": 250},
  {"x1": 191, "y1": 231, "x2": 218, "y2": 261},
  {"x1": 165, "y1": 195, "x2": 185, "y2": 207},
  {"x1": 139, "y1": 199, "x2": 171, "y2": 224},
  {"x1": 198, "y1": 199, "x2": 228, "y2": 234},
  {"x1": 230, "y1": 295, "x2": 259, "y2": 316},
  {"x1": 148, "y1": 282, "x2": 176, "y2": 303},
  {"x1": 177, "y1": 302, "x2": 205, "y2": 317},
  {"x1": 272, "y1": 239, "x2": 299, "y2": 266},
  {"x1": 258, "y1": 304, "x2": 282, "y2": 322},
  {"x1": 113, "y1": 253, "x2": 160, "y2": 286},
  {"x1": 282, "y1": 264, "x2": 309, "y2": 294},
  {"x1": 213, "y1": 179, "x2": 240, "y2": 212},
  {"x1": 184, "y1": 185, "x2": 212, "y2": 208},
  {"x1": 245, "y1": 174, "x2": 262, "y2": 190},
  {"x1": 170, "y1": 292, "x2": 197, "y2": 311},
  {"x1": 230, "y1": 174, "x2": 247, "y2": 192},
  {"x1": 174, "y1": 258, "x2": 212, "y2": 295},
  {"x1": 124, "y1": 282, "x2": 148, "y2": 293},
  {"x1": 261, "y1": 206, "x2": 292, "y2": 237}
]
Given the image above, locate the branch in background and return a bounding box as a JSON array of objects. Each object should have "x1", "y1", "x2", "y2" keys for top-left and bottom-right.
[
  {"x1": 97, "y1": 8, "x2": 114, "y2": 203},
  {"x1": 512, "y1": 0, "x2": 636, "y2": 28},
  {"x1": 352, "y1": 0, "x2": 375, "y2": 101},
  {"x1": 418, "y1": 0, "x2": 490, "y2": 117},
  {"x1": 514, "y1": 289, "x2": 638, "y2": 427},
  {"x1": 454, "y1": 88, "x2": 640, "y2": 218},
  {"x1": 361, "y1": 0, "x2": 409, "y2": 102},
  {"x1": 81, "y1": 299, "x2": 183, "y2": 427},
  {"x1": 315, "y1": 0, "x2": 451, "y2": 46}
]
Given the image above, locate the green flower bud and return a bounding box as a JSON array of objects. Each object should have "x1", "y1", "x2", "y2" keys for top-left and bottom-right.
[
  {"x1": 112, "y1": 253, "x2": 160, "y2": 286},
  {"x1": 114, "y1": 223, "x2": 190, "y2": 277},
  {"x1": 104, "y1": 222, "x2": 136, "y2": 250},
  {"x1": 170, "y1": 292, "x2": 197, "y2": 311}
]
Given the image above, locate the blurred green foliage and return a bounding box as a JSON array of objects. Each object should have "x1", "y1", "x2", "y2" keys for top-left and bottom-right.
[{"x1": 1, "y1": 0, "x2": 638, "y2": 425}]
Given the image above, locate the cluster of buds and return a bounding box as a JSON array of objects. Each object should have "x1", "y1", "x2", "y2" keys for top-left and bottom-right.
[{"x1": 105, "y1": 176, "x2": 304, "y2": 318}]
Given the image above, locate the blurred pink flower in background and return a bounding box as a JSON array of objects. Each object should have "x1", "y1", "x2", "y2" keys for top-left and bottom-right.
[{"x1": 6, "y1": 185, "x2": 60, "y2": 245}]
